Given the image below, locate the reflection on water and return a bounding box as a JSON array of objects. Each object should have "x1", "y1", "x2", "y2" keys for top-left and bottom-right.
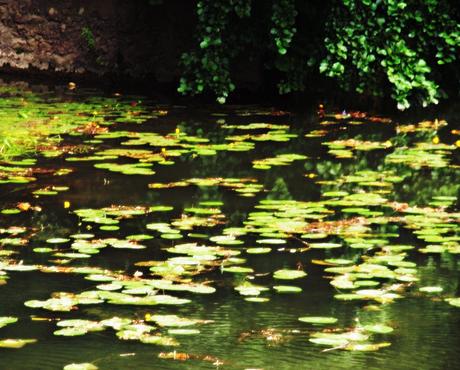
[{"x1": 0, "y1": 80, "x2": 460, "y2": 369}]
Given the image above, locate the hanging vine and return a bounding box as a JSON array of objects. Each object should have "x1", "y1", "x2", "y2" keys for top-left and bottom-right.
[
  {"x1": 270, "y1": 0, "x2": 297, "y2": 55},
  {"x1": 178, "y1": 0, "x2": 460, "y2": 108},
  {"x1": 321, "y1": 0, "x2": 460, "y2": 109},
  {"x1": 178, "y1": 0, "x2": 252, "y2": 104}
]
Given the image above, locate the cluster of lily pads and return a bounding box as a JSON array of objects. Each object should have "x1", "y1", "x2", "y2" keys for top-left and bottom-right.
[
  {"x1": 0, "y1": 84, "x2": 164, "y2": 160},
  {"x1": 1, "y1": 84, "x2": 460, "y2": 368},
  {"x1": 323, "y1": 138, "x2": 393, "y2": 158},
  {"x1": 61, "y1": 118, "x2": 300, "y2": 179},
  {"x1": 386, "y1": 142, "x2": 456, "y2": 169},
  {"x1": 149, "y1": 177, "x2": 264, "y2": 197},
  {"x1": 252, "y1": 153, "x2": 307, "y2": 170}
]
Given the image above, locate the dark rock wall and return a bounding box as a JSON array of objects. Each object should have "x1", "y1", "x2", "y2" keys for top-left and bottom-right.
[{"x1": 0, "y1": 0, "x2": 196, "y2": 83}]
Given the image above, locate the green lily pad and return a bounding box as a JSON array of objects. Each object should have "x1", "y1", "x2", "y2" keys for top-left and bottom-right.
[
  {"x1": 446, "y1": 298, "x2": 460, "y2": 307},
  {"x1": 0, "y1": 338, "x2": 37, "y2": 348},
  {"x1": 256, "y1": 238, "x2": 286, "y2": 245},
  {"x1": 33, "y1": 247, "x2": 54, "y2": 253},
  {"x1": 85, "y1": 274, "x2": 115, "y2": 282},
  {"x1": 299, "y1": 316, "x2": 338, "y2": 324},
  {"x1": 0, "y1": 316, "x2": 18, "y2": 328},
  {"x1": 309, "y1": 242, "x2": 342, "y2": 249},
  {"x1": 210, "y1": 235, "x2": 244, "y2": 245},
  {"x1": 46, "y1": 238, "x2": 70, "y2": 244},
  {"x1": 362, "y1": 324, "x2": 394, "y2": 334},
  {"x1": 273, "y1": 285, "x2": 302, "y2": 293},
  {"x1": 100, "y1": 225, "x2": 120, "y2": 231},
  {"x1": 235, "y1": 283, "x2": 269, "y2": 296},
  {"x1": 54, "y1": 327, "x2": 89, "y2": 336},
  {"x1": 223, "y1": 266, "x2": 254, "y2": 274},
  {"x1": 161, "y1": 233, "x2": 183, "y2": 240},
  {"x1": 63, "y1": 363, "x2": 98, "y2": 370},
  {"x1": 345, "y1": 342, "x2": 391, "y2": 351},
  {"x1": 273, "y1": 269, "x2": 307, "y2": 280},
  {"x1": 126, "y1": 234, "x2": 154, "y2": 241},
  {"x1": 244, "y1": 297, "x2": 270, "y2": 303},
  {"x1": 1, "y1": 209, "x2": 21, "y2": 215},
  {"x1": 301, "y1": 233, "x2": 328, "y2": 239},
  {"x1": 69, "y1": 233, "x2": 94, "y2": 239},
  {"x1": 246, "y1": 247, "x2": 271, "y2": 254},
  {"x1": 324, "y1": 258, "x2": 354, "y2": 265},
  {"x1": 419, "y1": 286, "x2": 443, "y2": 293},
  {"x1": 167, "y1": 329, "x2": 200, "y2": 335}
]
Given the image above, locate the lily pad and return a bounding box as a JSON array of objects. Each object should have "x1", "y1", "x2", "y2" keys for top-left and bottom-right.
[
  {"x1": 246, "y1": 247, "x2": 271, "y2": 254},
  {"x1": 46, "y1": 238, "x2": 70, "y2": 244},
  {"x1": 0, "y1": 316, "x2": 18, "y2": 328},
  {"x1": 345, "y1": 342, "x2": 391, "y2": 351},
  {"x1": 244, "y1": 297, "x2": 270, "y2": 303},
  {"x1": 419, "y1": 286, "x2": 443, "y2": 293},
  {"x1": 54, "y1": 327, "x2": 89, "y2": 337},
  {"x1": 446, "y1": 298, "x2": 460, "y2": 307},
  {"x1": 0, "y1": 338, "x2": 37, "y2": 348},
  {"x1": 362, "y1": 324, "x2": 394, "y2": 334},
  {"x1": 63, "y1": 363, "x2": 98, "y2": 370},
  {"x1": 273, "y1": 285, "x2": 302, "y2": 293},
  {"x1": 223, "y1": 266, "x2": 254, "y2": 274},
  {"x1": 298, "y1": 316, "x2": 338, "y2": 324},
  {"x1": 167, "y1": 329, "x2": 200, "y2": 335},
  {"x1": 273, "y1": 269, "x2": 307, "y2": 280}
]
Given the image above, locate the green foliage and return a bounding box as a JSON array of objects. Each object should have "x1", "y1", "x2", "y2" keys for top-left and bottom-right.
[
  {"x1": 270, "y1": 0, "x2": 297, "y2": 56},
  {"x1": 321, "y1": 0, "x2": 460, "y2": 109},
  {"x1": 271, "y1": 1, "x2": 319, "y2": 95},
  {"x1": 179, "y1": 0, "x2": 460, "y2": 108},
  {"x1": 81, "y1": 26, "x2": 96, "y2": 50},
  {"x1": 178, "y1": 0, "x2": 252, "y2": 104}
]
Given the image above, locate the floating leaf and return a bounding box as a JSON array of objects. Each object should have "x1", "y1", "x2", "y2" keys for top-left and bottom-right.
[
  {"x1": 362, "y1": 324, "x2": 394, "y2": 334},
  {"x1": 63, "y1": 363, "x2": 98, "y2": 370},
  {"x1": 256, "y1": 238, "x2": 286, "y2": 245},
  {"x1": 273, "y1": 285, "x2": 302, "y2": 293},
  {"x1": 345, "y1": 342, "x2": 391, "y2": 351},
  {"x1": 419, "y1": 286, "x2": 443, "y2": 293},
  {"x1": 168, "y1": 329, "x2": 200, "y2": 335},
  {"x1": 46, "y1": 238, "x2": 70, "y2": 244},
  {"x1": 299, "y1": 316, "x2": 338, "y2": 324},
  {"x1": 309, "y1": 242, "x2": 342, "y2": 249},
  {"x1": 0, "y1": 316, "x2": 18, "y2": 328},
  {"x1": 223, "y1": 266, "x2": 254, "y2": 274},
  {"x1": 446, "y1": 298, "x2": 460, "y2": 307},
  {"x1": 0, "y1": 339, "x2": 37, "y2": 348},
  {"x1": 54, "y1": 327, "x2": 89, "y2": 337},
  {"x1": 246, "y1": 247, "x2": 271, "y2": 254},
  {"x1": 244, "y1": 297, "x2": 270, "y2": 303},
  {"x1": 273, "y1": 269, "x2": 307, "y2": 280}
]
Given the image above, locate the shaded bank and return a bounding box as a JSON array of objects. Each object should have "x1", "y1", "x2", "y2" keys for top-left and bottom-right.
[
  {"x1": 0, "y1": 1, "x2": 195, "y2": 81},
  {"x1": 0, "y1": 0, "x2": 262, "y2": 92}
]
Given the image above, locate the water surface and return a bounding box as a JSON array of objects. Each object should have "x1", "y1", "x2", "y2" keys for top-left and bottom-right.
[{"x1": 0, "y1": 81, "x2": 460, "y2": 370}]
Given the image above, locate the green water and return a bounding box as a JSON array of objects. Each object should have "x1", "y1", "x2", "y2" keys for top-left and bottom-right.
[{"x1": 0, "y1": 80, "x2": 460, "y2": 370}]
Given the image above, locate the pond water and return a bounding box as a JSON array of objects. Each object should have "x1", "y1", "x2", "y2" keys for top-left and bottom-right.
[{"x1": 0, "y1": 80, "x2": 460, "y2": 370}]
